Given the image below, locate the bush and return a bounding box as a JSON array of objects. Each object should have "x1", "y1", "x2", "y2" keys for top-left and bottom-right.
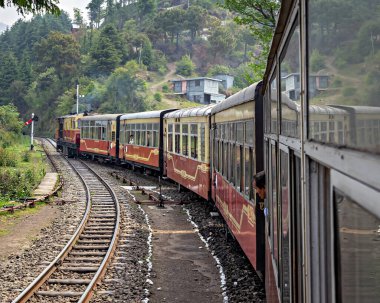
[
  {"x1": 154, "y1": 92, "x2": 162, "y2": 102},
  {"x1": 176, "y1": 55, "x2": 195, "y2": 77},
  {"x1": 162, "y1": 84, "x2": 169, "y2": 93},
  {"x1": 342, "y1": 87, "x2": 356, "y2": 97},
  {"x1": 310, "y1": 49, "x2": 325, "y2": 72},
  {"x1": 0, "y1": 147, "x2": 17, "y2": 167},
  {"x1": 22, "y1": 151, "x2": 31, "y2": 162}
]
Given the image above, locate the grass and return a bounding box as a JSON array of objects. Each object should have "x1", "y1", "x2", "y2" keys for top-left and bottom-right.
[{"x1": 0, "y1": 136, "x2": 47, "y2": 205}]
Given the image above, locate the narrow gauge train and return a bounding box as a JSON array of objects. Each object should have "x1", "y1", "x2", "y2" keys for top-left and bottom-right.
[
  {"x1": 55, "y1": 2, "x2": 380, "y2": 301},
  {"x1": 262, "y1": 0, "x2": 380, "y2": 302}
]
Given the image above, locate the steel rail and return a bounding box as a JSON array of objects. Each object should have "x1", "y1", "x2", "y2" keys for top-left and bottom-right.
[
  {"x1": 12, "y1": 145, "x2": 92, "y2": 303},
  {"x1": 77, "y1": 160, "x2": 121, "y2": 303},
  {"x1": 13, "y1": 138, "x2": 121, "y2": 302}
]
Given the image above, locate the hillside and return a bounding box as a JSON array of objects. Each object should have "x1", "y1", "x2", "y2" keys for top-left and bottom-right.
[{"x1": 0, "y1": 0, "x2": 260, "y2": 135}]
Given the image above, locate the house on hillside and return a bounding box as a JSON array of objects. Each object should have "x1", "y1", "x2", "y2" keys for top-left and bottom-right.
[
  {"x1": 214, "y1": 74, "x2": 234, "y2": 90},
  {"x1": 170, "y1": 77, "x2": 226, "y2": 104},
  {"x1": 282, "y1": 73, "x2": 329, "y2": 100}
]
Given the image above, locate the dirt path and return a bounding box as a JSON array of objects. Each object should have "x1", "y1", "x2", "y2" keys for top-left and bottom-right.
[
  {"x1": 149, "y1": 63, "x2": 178, "y2": 93},
  {"x1": 0, "y1": 204, "x2": 60, "y2": 261}
]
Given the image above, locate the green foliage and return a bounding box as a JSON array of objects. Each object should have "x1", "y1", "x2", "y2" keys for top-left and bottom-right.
[
  {"x1": 207, "y1": 65, "x2": 231, "y2": 76},
  {"x1": 98, "y1": 61, "x2": 147, "y2": 113},
  {"x1": 342, "y1": 87, "x2": 357, "y2": 97},
  {"x1": 0, "y1": 104, "x2": 23, "y2": 146},
  {"x1": 33, "y1": 32, "x2": 81, "y2": 82},
  {"x1": 154, "y1": 92, "x2": 162, "y2": 102},
  {"x1": 176, "y1": 55, "x2": 195, "y2": 76},
  {"x1": 89, "y1": 25, "x2": 125, "y2": 76},
  {"x1": 0, "y1": 0, "x2": 60, "y2": 16},
  {"x1": 310, "y1": 49, "x2": 325, "y2": 72},
  {"x1": 162, "y1": 84, "x2": 169, "y2": 93},
  {"x1": 208, "y1": 26, "x2": 237, "y2": 59}
]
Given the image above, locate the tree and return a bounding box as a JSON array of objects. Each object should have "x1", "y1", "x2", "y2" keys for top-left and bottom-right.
[
  {"x1": 87, "y1": 0, "x2": 104, "y2": 29},
  {"x1": 99, "y1": 61, "x2": 147, "y2": 113},
  {"x1": 0, "y1": 0, "x2": 60, "y2": 16},
  {"x1": 176, "y1": 55, "x2": 195, "y2": 76},
  {"x1": 34, "y1": 32, "x2": 81, "y2": 82},
  {"x1": 222, "y1": 0, "x2": 280, "y2": 79},
  {"x1": 137, "y1": 0, "x2": 156, "y2": 22},
  {"x1": 89, "y1": 25, "x2": 124, "y2": 76},
  {"x1": 155, "y1": 8, "x2": 186, "y2": 49},
  {"x1": 185, "y1": 5, "x2": 208, "y2": 41},
  {"x1": 208, "y1": 26, "x2": 237, "y2": 61}
]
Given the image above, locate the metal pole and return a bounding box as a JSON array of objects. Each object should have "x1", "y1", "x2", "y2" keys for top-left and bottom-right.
[
  {"x1": 30, "y1": 113, "x2": 34, "y2": 150},
  {"x1": 76, "y1": 84, "x2": 79, "y2": 114}
]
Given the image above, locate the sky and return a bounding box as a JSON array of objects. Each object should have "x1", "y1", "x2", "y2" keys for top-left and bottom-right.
[{"x1": 0, "y1": 0, "x2": 91, "y2": 26}]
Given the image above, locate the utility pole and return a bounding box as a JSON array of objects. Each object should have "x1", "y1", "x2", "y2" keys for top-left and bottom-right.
[
  {"x1": 30, "y1": 113, "x2": 34, "y2": 151},
  {"x1": 76, "y1": 83, "x2": 79, "y2": 114}
]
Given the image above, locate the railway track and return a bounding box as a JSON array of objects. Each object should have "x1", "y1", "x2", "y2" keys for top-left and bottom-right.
[{"x1": 12, "y1": 139, "x2": 121, "y2": 303}]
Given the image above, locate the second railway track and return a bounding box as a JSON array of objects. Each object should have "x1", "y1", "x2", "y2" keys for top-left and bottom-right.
[{"x1": 13, "y1": 148, "x2": 121, "y2": 303}]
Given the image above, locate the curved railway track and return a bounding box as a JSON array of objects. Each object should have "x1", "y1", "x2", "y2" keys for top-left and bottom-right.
[{"x1": 12, "y1": 139, "x2": 121, "y2": 303}]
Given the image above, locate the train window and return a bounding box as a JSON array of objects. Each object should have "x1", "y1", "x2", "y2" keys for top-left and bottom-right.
[
  {"x1": 334, "y1": 190, "x2": 380, "y2": 302},
  {"x1": 200, "y1": 124, "x2": 205, "y2": 162},
  {"x1": 280, "y1": 19, "x2": 300, "y2": 138},
  {"x1": 168, "y1": 133, "x2": 173, "y2": 152},
  {"x1": 175, "y1": 124, "x2": 180, "y2": 154},
  {"x1": 190, "y1": 124, "x2": 198, "y2": 159},
  {"x1": 225, "y1": 124, "x2": 230, "y2": 141},
  {"x1": 107, "y1": 121, "x2": 112, "y2": 141},
  {"x1": 271, "y1": 144, "x2": 278, "y2": 268},
  {"x1": 235, "y1": 145, "x2": 243, "y2": 192},
  {"x1": 230, "y1": 123, "x2": 235, "y2": 140},
  {"x1": 245, "y1": 120, "x2": 254, "y2": 146},
  {"x1": 230, "y1": 143, "x2": 235, "y2": 185},
  {"x1": 308, "y1": 0, "x2": 380, "y2": 152},
  {"x1": 219, "y1": 141, "x2": 223, "y2": 173},
  {"x1": 214, "y1": 139, "x2": 219, "y2": 172},
  {"x1": 270, "y1": 75, "x2": 278, "y2": 134},
  {"x1": 280, "y1": 150, "x2": 290, "y2": 302},
  {"x1": 223, "y1": 142, "x2": 228, "y2": 178},
  {"x1": 182, "y1": 124, "x2": 188, "y2": 156},
  {"x1": 244, "y1": 147, "x2": 253, "y2": 198},
  {"x1": 237, "y1": 122, "x2": 244, "y2": 144}
]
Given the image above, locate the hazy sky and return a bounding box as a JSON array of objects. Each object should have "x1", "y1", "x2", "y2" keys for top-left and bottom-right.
[{"x1": 0, "y1": 0, "x2": 91, "y2": 26}]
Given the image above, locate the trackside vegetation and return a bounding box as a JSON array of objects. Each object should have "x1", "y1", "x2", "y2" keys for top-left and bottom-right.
[{"x1": 0, "y1": 105, "x2": 46, "y2": 207}]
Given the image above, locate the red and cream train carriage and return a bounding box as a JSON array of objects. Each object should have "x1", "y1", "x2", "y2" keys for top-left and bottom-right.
[
  {"x1": 119, "y1": 109, "x2": 175, "y2": 174},
  {"x1": 163, "y1": 105, "x2": 214, "y2": 200},
  {"x1": 79, "y1": 114, "x2": 122, "y2": 160},
  {"x1": 210, "y1": 83, "x2": 265, "y2": 274},
  {"x1": 56, "y1": 113, "x2": 84, "y2": 157}
]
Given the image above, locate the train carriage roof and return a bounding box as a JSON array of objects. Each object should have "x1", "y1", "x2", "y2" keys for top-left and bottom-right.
[
  {"x1": 57, "y1": 113, "x2": 84, "y2": 119},
  {"x1": 329, "y1": 105, "x2": 380, "y2": 114},
  {"x1": 120, "y1": 109, "x2": 176, "y2": 121},
  {"x1": 164, "y1": 104, "x2": 215, "y2": 118},
  {"x1": 79, "y1": 114, "x2": 121, "y2": 121},
  {"x1": 211, "y1": 82, "x2": 260, "y2": 115}
]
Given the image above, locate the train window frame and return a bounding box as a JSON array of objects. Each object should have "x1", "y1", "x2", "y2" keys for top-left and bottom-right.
[
  {"x1": 182, "y1": 123, "x2": 189, "y2": 156},
  {"x1": 331, "y1": 170, "x2": 380, "y2": 303},
  {"x1": 279, "y1": 17, "x2": 301, "y2": 139},
  {"x1": 190, "y1": 124, "x2": 198, "y2": 160},
  {"x1": 279, "y1": 145, "x2": 291, "y2": 302}
]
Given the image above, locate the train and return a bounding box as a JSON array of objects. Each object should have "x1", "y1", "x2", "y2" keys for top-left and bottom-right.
[{"x1": 56, "y1": 1, "x2": 380, "y2": 301}]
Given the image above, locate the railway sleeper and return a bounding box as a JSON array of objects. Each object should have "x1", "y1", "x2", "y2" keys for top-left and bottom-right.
[
  {"x1": 74, "y1": 245, "x2": 109, "y2": 250},
  {"x1": 77, "y1": 239, "x2": 111, "y2": 244},
  {"x1": 36, "y1": 291, "x2": 83, "y2": 297},
  {"x1": 65, "y1": 257, "x2": 104, "y2": 262},
  {"x1": 48, "y1": 279, "x2": 91, "y2": 285},
  {"x1": 61, "y1": 262, "x2": 102, "y2": 267},
  {"x1": 80, "y1": 235, "x2": 113, "y2": 239},
  {"x1": 69, "y1": 251, "x2": 106, "y2": 256},
  {"x1": 59, "y1": 266, "x2": 99, "y2": 272}
]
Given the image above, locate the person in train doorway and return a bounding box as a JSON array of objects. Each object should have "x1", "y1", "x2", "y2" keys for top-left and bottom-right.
[{"x1": 253, "y1": 171, "x2": 267, "y2": 216}]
